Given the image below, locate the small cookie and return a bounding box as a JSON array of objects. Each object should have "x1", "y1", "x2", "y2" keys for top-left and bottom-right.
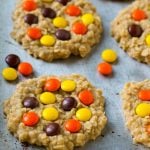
[
  {"x1": 121, "y1": 80, "x2": 150, "y2": 147},
  {"x1": 11, "y1": 0, "x2": 102, "y2": 61},
  {"x1": 111, "y1": 0, "x2": 150, "y2": 64},
  {"x1": 3, "y1": 74, "x2": 107, "y2": 150}
]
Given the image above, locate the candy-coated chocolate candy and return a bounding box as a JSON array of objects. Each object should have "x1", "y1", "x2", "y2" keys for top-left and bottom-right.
[
  {"x1": 61, "y1": 80, "x2": 76, "y2": 92},
  {"x1": 128, "y1": 24, "x2": 143, "y2": 37},
  {"x1": 40, "y1": 35, "x2": 55, "y2": 46},
  {"x1": 72, "y1": 22, "x2": 87, "y2": 35},
  {"x1": 76, "y1": 108, "x2": 92, "y2": 121},
  {"x1": 27, "y1": 27, "x2": 42, "y2": 40},
  {"x1": 23, "y1": 97, "x2": 39, "y2": 108},
  {"x1": 135, "y1": 103, "x2": 150, "y2": 117},
  {"x1": 55, "y1": 29, "x2": 71, "y2": 41},
  {"x1": 24, "y1": 14, "x2": 38, "y2": 25},
  {"x1": 18, "y1": 62, "x2": 33, "y2": 76},
  {"x1": 81, "y1": 13, "x2": 94, "y2": 25},
  {"x1": 44, "y1": 78, "x2": 60, "y2": 92},
  {"x1": 44, "y1": 123, "x2": 60, "y2": 136},
  {"x1": 145, "y1": 34, "x2": 150, "y2": 46},
  {"x1": 42, "y1": 107, "x2": 59, "y2": 121},
  {"x1": 138, "y1": 90, "x2": 150, "y2": 101},
  {"x1": 97, "y1": 62, "x2": 112, "y2": 75},
  {"x1": 132, "y1": 9, "x2": 147, "y2": 21},
  {"x1": 42, "y1": 8, "x2": 56, "y2": 19},
  {"x1": 2, "y1": 67, "x2": 18, "y2": 81},
  {"x1": 65, "y1": 5, "x2": 81, "y2": 16},
  {"x1": 53, "y1": 17, "x2": 68, "y2": 28},
  {"x1": 22, "y1": 0, "x2": 37, "y2": 11},
  {"x1": 22, "y1": 111, "x2": 39, "y2": 126},
  {"x1": 40, "y1": 92, "x2": 56, "y2": 104},
  {"x1": 78, "y1": 90, "x2": 94, "y2": 105},
  {"x1": 55, "y1": 29, "x2": 70, "y2": 40},
  {"x1": 57, "y1": 0, "x2": 69, "y2": 5},
  {"x1": 61, "y1": 97, "x2": 77, "y2": 111},
  {"x1": 65, "y1": 119, "x2": 81, "y2": 133},
  {"x1": 101, "y1": 49, "x2": 117, "y2": 63},
  {"x1": 5, "y1": 54, "x2": 20, "y2": 68}
]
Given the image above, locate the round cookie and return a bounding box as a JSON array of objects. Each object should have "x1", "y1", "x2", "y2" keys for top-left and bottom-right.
[
  {"x1": 3, "y1": 74, "x2": 107, "y2": 150},
  {"x1": 111, "y1": 0, "x2": 150, "y2": 64},
  {"x1": 11, "y1": 0, "x2": 102, "y2": 61},
  {"x1": 121, "y1": 80, "x2": 150, "y2": 147}
]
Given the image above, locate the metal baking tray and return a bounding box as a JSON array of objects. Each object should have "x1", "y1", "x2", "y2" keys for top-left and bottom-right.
[{"x1": 0, "y1": 0, "x2": 150, "y2": 149}]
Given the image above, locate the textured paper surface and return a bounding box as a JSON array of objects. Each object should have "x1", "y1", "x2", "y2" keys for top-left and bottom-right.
[{"x1": 0, "y1": 0, "x2": 149, "y2": 149}]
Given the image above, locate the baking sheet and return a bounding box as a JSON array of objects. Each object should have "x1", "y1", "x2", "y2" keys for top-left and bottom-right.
[{"x1": 0, "y1": 0, "x2": 150, "y2": 149}]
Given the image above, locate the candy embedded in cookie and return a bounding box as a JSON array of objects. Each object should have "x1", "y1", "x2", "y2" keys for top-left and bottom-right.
[
  {"x1": 121, "y1": 80, "x2": 150, "y2": 147},
  {"x1": 3, "y1": 74, "x2": 107, "y2": 150},
  {"x1": 111, "y1": 0, "x2": 150, "y2": 64},
  {"x1": 11, "y1": 0, "x2": 103, "y2": 61}
]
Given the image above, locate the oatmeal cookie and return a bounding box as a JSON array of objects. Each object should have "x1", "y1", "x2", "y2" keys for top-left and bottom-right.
[
  {"x1": 121, "y1": 80, "x2": 150, "y2": 147},
  {"x1": 3, "y1": 74, "x2": 107, "y2": 150},
  {"x1": 111, "y1": 0, "x2": 150, "y2": 64},
  {"x1": 11, "y1": 0, "x2": 103, "y2": 61}
]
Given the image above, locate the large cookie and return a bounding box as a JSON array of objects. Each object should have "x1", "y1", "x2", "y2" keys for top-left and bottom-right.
[
  {"x1": 3, "y1": 74, "x2": 107, "y2": 150},
  {"x1": 11, "y1": 0, "x2": 102, "y2": 61},
  {"x1": 111, "y1": 0, "x2": 150, "y2": 64},
  {"x1": 121, "y1": 80, "x2": 150, "y2": 147}
]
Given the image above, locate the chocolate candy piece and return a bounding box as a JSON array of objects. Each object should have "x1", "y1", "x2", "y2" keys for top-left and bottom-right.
[
  {"x1": 24, "y1": 14, "x2": 38, "y2": 25},
  {"x1": 128, "y1": 24, "x2": 143, "y2": 37},
  {"x1": 23, "y1": 97, "x2": 39, "y2": 108},
  {"x1": 44, "y1": 123, "x2": 60, "y2": 136},
  {"x1": 42, "y1": 8, "x2": 56, "y2": 19},
  {"x1": 61, "y1": 97, "x2": 77, "y2": 111},
  {"x1": 55, "y1": 29, "x2": 71, "y2": 41},
  {"x1": 5, "y1": 54, "x2": 20, "y2": 68},
  {"x1": 57, "y1": 0, "x2": 69, "y2": 5}
]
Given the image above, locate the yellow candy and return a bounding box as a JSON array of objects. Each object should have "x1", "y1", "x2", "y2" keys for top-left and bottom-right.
[
  {"x1": 76, "y1": 108, "x2": 92, "y2": 121},
  {"x1": 40, "y1": 92, "x2": 56, "y2": 104},
  {"x1": 145, "y1": 34, "x2": 150, "y2": 46},
  {"x1": 42, "y1": 107, "x2": 59, "y2": 121},
  {"x1": 61, "y1": 80, "x2": 76, "y2": 92},
  {"x1": 40, "y1": 35, "x2": 55, "y2": 46},
  {"x1": 53, "y1": 17, "x2": 68, "y2": 28},
  {"x1": 2, "y1": 67, "x2": 18, "y2": 81},
  {"x1": 42, "y1": 0, "x2": 53, "y2": 2},
  {"x1": 101, "y1": 49, "x2": 117, "y2": 63},
  {"x1": 136, "y1": 103, "x2": 150, "y2": 117},
  {"x1": 81, "y1": 13, "x2": 94, "y2": 25}
]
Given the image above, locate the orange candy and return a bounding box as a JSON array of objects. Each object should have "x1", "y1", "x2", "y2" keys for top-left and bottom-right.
[
  {"x1": 145, "y1": 124, "x2": 150, "y2": 134},
  {"x1": 18, "y1": 62, "x2": 33, "y2": 76},
  {"x1": 65, "y1": 119, "x2": 81, "y2": 133},
  {"x1": 44, "y1": 78, "x2": 61, "y2": 92},
  {"x1": 22, "y1": 0, "x2": 37, "y2": 11},
  {"x1": 138, "y1": 90, "x2": 150, "y2": 101},
  {"x1": 132, "y1": 9, "x2": 147, "y2": 21},
  {"x1": 97, "y1": 62, "x2": 112, "y2": 75},
  {"x1": 22, "y1": 112, "x2": 39, "y2": 126},
  {"x1": 78, "y1": 90, "x2": 94, "y2": 105},
  {"x1": 27, "y1": 27, "x2": 42, "y2": 40},
  {"x1": 65, "y1": 5, "x2": 81, "y2": 16},
  {"x1": 72, "y1": 22, "x2": 87, "y2": 35}
]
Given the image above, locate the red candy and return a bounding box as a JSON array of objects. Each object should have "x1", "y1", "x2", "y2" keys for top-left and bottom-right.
[
  {"x1": 132, "y1": 9, "x2": 147, "y2": 21},
  {"x1": 97, "y1": 62, "x2": 112, "y2": 75},
  {"x1": 138, "y1": 90, "x2": 150, "y2": 101},
  {"x1": 22, "y1": 112, "x2": 39, "y2": 126},
  {"x1": 65, "y1": 5, "x2": 81, "y2": 16},
  {"x1": 22, "y1": 0, "x2": 37, "y2": 11},
  {"x1": 27, "y1": 27, "x2": 42, "y2": 40},
  {"x1": 78, "y1": 90, "x2": 94, "y2": 105},
  {"x1": 72, "y1": 22, "x2": 87, "y2": 35}
]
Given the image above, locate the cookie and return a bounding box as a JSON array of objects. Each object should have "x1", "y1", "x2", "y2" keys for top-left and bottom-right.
[
  {"x1": 121, "y1": 80, "x2": 150, "y2": 147},
  {"x1": 111, "y1": 0, "x2": 150, "y2": 64},
  {"x1": 11, "y1": 0, "x2": 102, "y2": 61},
  {"x1": 3, "y1": 74, "x2": 107, "y2": 150}
]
